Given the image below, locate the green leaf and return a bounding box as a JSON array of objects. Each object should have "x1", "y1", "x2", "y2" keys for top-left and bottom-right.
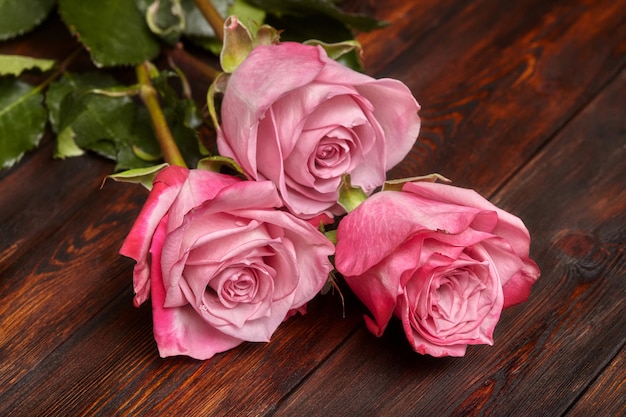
[
  {"x1": 0, "y1": 78, "x2": 47, "y2": 170},
  {"x1": 58, "y1": 0, "x2": 161, "y2": 67},
  {"x1": 135, "y1": 0, "x2": 233, "y2": 40},
  {"x1": 0, "y1": 0, "x2": 55, "y2": 41},
  {"x1": 0, "y1": 55, "x2": 55, "y2": 76},
  {"x1": 136, "y1": 0, "x2": 185, "y2": 44},
  {"x1": 55, "y1": 127, "x2": 85, "y2": 159},
  {"x1": 47, "y1": 72, "x2": 153, "y2": 169},
  {"x1": 324, "y1": 229, "x2": 337, "y2": 245},
  {"x1": 150, "y1": 70, "x2": 205, "y2": 167},
  {"x1": 46, "y1": 72, "x2": 120, "y2": 133},
  {"x1": 58, "y1": 90, "x2": 136, "y2": 158},
  {"x1": 46, "y1": 73, "x2": 114, "y2": 160},
  {"x1": 46, "y1": 69, "x2": 205, "y2": 170}
]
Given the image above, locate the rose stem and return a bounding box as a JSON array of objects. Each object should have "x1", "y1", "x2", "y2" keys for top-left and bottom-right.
[
  {"x1": 164, "y1": 45, "x2": 220, "y2": 85},
  {"x1": 136, "y1": 62, "x2": 188, "y2": 168},
  {"x1": 33, "y1": 47, "x2": 82, "y2": 93},
  {"x1": 193, "y1": 0, "x2": 225, "y2": 42}
]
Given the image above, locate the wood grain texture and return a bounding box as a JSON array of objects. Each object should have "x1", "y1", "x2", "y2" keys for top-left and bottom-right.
[
  {"x1": 0, "y1": 0, "x2": 624, "y2": 415},
  {"x1": 566, "y1": 347, "x2": 626, "y2": 417},
  {"x1": 378, "y1": 0, "x2": 626, "y2": 196}
]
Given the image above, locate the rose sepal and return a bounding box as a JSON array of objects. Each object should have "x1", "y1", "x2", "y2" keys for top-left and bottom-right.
[
  {"x1": 206, "y1": 71, "x2": 229, "y2": 132},
  {"x1": 106, "y1": 162, "x2": 169, "y2": 190},
  {"x1": 220, "y1": 15, "x2": 255, "y2": 73},
  {"x1": 196, "y1": 155, "x2": 250, "y2": 179},
  {"x1": 303, "y1": 39, "x2": 362, "y2": 61},
  {"x1": 254, "y1": 24, "x2": 281, "y2": 46},
  {"x1": 338, "y1": 174, "x2": 368, "y2": 213},
  {"x1": 382, "y1": 173, "x2": 451, "y2": 191}
]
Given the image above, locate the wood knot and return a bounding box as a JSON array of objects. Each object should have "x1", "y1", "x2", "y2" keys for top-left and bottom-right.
[
  {"x1": 554, "y1": 232, "x2": 595, "y2": 259},
  {"x1": 553, "y1": 231, "x2": 620, "y2": 283}
]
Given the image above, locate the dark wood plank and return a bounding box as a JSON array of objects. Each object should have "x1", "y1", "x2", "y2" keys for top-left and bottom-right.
[
  {"x1": 377, "y1": 0, "x2": 626, "y2": 196},
  {"x1": 566, "y1": 347, "x2": 626, "y2": 417},
  {"x1": 0, "y1": 144, "x2": 118, "y2": 277},
  {"x1": 273, "y1": 68, "x2": 626, "y2": 416},
  {"x1": 0, "y1": 165, "x2": 143, "y2": 389}
]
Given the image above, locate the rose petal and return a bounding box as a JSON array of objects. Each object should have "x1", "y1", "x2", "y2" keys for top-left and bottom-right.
[
  {"x1": 354, "y1": 80, "x2": 421, "y2": 169},
  {"x1": 120, "y1": 166, "x2": 189, "y2": 306},
  {"x1": 336, "y1": 190, "x2": 487, "y2": 276},
  {"x1": 218, "y1": 42, "x2": 326, "y2": 176},
  {"x1": 150, "y1": 218, "x2": 243, "y2": 359},
  {"x1": 402, "y1": 182, "x2": 534, "y2": 258}
]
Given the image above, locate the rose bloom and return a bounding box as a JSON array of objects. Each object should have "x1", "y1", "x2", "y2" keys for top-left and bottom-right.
[
  {"x1": 217, "y1": 42, "x2": 421, "y2": 220},
  {"x1": 120, "y1": 166, "x2": 334, "y2": 359},
  {"x1": 335, "y1": 181, "x2": 540, "y2": 357}
]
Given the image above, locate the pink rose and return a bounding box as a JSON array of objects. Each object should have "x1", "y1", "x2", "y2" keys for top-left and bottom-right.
[
  {"x1": 335, "y1": 181, "x2": 540, "y2": 357},
  {"x1": 217, "y1": 42, "x2": 421, "y2": 219},
  {"x1": 120, "y1": 166, "x2": 335, "y2": 359}
]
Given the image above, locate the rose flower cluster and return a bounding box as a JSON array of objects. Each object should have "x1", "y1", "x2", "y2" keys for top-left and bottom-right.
[{"x1": 120, "y1": 18, "x2": 540, "y2": 360}]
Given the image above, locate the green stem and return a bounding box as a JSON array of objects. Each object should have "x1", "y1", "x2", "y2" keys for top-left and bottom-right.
[
  {"x1": 164, "y1": 46, "x2": 220, "y2": 85},
  {"x1": 136, "y1": 62, "x2": 187, "y2": 168},
  {"x1": 193, "y1": 0, "x2": 225, "y2": 42},
  {"x1": 34, "y1": 47, "x2": 82, "y2": 93}
]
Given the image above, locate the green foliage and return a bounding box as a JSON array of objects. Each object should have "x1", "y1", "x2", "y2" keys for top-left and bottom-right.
[
  {"x1": 136, "y1": 0, "x2": 226, "y2": 40},
  {"x1": 0, "y1": 78, "x2": 47, "y2": 169},
  {"x1": 0, "y1": 55, "x2": 55, "y2": 76},
  {"x1": 45, "y1": 70, "x2": 205, "y2": 171},
  {"x1": 46, "y1": 72, "x2": 143, "y2": 166},
  {"x1": 46, "y1": 72, "x2": 118, "y2": 134},
  {"x1": 247, "y1": 0, "x2": 385, "y2": 33},
  {"x1": 150, "y1": 70, "x2": 205, "y2": 167},
  {"x1": 57, "y1": 88, "x2": 146, "y2": 170},
  {"x1": 58, "y1": 0, "x2": 161, "y2": 67},
  {"x1": 47, "y1": 72, "x2": 154, "y2": 170},
  {"x1": 135, "y1": 0, "x2": 266, "y2": 55},
  {"x1": 136, "y1": 0, "x2": 186, "y2": 44},
  {"x1": 0, "y1": 0, "x2": 55, "y2": 41}
]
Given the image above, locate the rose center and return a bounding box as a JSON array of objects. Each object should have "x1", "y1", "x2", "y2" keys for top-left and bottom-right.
[
  {"x1": 311, "y1": 134, "x2": 353, "y2": 176},
  {"x1": 223, "y1": 270, "x2": 258, "y2": 302},
  {"x1": 206, "y1": 265, "x2": 271, "y2": 308},
  {"x1": 433, "y1": 270, "x2": 485, "y2": 321},
  {"x1": 316, "y1": 144, "x2": 337, "y2": 160}
]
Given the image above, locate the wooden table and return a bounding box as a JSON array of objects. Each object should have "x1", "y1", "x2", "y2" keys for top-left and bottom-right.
[{"x1": 1, "y1": 1, "x2": 624, "y2": 415}]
